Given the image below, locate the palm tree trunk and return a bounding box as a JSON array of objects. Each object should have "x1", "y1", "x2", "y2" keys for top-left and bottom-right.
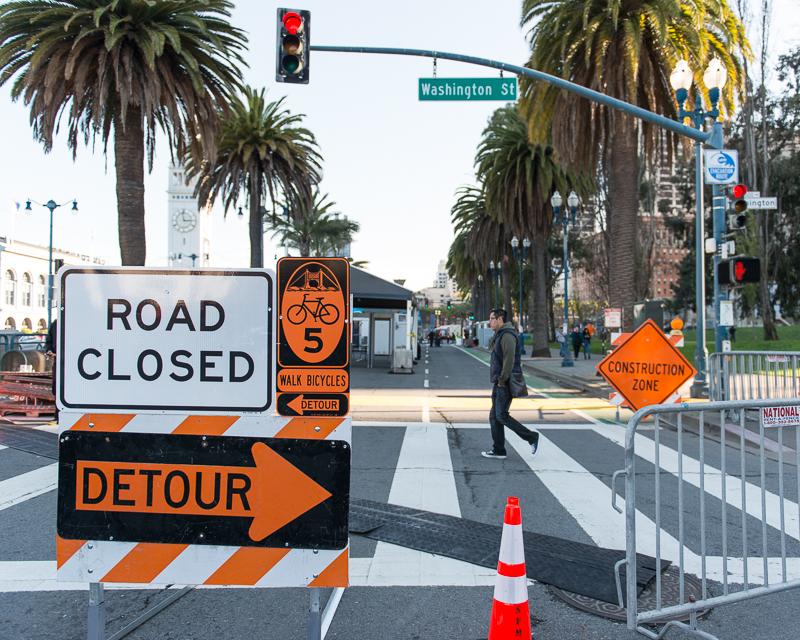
[
  {"x1": 530, "y1": 230, "x2": 550, "y2": 356},
  {"x1": 249, "y1": 174, "x2": 263, "y2": 268},
  {"x1": 502, "y1": 258, "x2": 512, "y2": 314},
  {"x1": 607, "y1": 115, "x2": 639, "y2": 330},
  {"x1": 114, "y1": 107, "x2": 146, "y2": 266}
]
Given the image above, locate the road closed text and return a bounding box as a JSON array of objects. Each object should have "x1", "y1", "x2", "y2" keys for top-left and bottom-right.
[{"x1": 75, "y1": 298, "x2": 254, "y2": 383}]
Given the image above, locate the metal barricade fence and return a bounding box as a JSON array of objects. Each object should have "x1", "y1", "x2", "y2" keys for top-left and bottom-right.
[
  {"x1": 612, "y1": 398, "x2": 800, "y2": 640},
  {"x1": 709, "y1": 351, "x2": 800, "y2": 402}
]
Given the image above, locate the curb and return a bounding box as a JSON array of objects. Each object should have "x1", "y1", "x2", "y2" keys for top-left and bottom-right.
[{"x1": 521, "y1": 361, "x2": 611, "y2": 399}]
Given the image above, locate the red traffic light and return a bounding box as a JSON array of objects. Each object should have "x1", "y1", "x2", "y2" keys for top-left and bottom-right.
[
  {"x1": 282, "y1": 11, "x2": 303, "y2": 34},
  {"x1": 732, "y1": 184, "x2": 748, "y2": 199}
]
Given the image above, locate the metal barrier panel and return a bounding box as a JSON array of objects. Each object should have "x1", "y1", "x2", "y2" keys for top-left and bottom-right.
[
  {"x1": 615, "y1": 398, "x2": 800, "y2": 640},
  {"x1": 709, "y1": 352, "x2": 800, "y2": 402}
]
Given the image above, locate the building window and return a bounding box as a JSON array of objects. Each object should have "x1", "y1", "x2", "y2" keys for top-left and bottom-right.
[
  {"x1": 4, "y1": 317, "x2": 15, "y2": 330},
  {"x1": 22, "y1": 272, "x2": 32, "y2": 306},
  {"x1": 22, "y1": 318, "x2": 32, "y2": 332},
  {"x1": 37, "y1": 275, "x2": 46, "y2": 307},
  {"x1": 37, "y1": 319, "x2": 47, "y2": 331},
  {"x1": 4, "y1": 269, "x2": 16, "y2": 305}
]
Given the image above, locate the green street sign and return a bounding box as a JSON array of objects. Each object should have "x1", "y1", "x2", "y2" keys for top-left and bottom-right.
[{"x1": 418, "y1": 77, "x2": 517, "y2": 101}]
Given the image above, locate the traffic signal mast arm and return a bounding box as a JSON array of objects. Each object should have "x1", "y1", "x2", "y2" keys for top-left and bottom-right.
[{"x1": 309, "y1": 45, "x2": 717, "y2": 147}]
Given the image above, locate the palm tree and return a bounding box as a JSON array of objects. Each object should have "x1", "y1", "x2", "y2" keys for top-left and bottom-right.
[
  {"x1": 475, "y1": 104, "x2": 589, "y2": 356},
  {"x1": 520, "y1": 0, "x2": 748, "y2": 327},
  {"x1": 271, "y1": 191, "x2": 359, "y2": 258},
  {"x1": 0, "y1": 0, "x2": 247, "y2": 265},
  {"x1": 187, "y1": 86, "x2": 322, "y2": 267}
]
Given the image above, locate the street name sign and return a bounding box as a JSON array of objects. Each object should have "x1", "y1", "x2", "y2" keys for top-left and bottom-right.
[
  {"x1": 58, "y1": 268, "x2": 273, "y2": 413},
  {"x1": 743, "y1": 195, "x2": 778, "y2": 210},
  {"x1": 597, "y1": 320, "x2": 697, "y2": 411},
  {"x1": 703, "y1": 149, "x2": 739, "y2": 185},
  {"x1": 277, "y1": 258, "x2": 350, "y2": 417},
  {"x1": 762, "y1": 405, "x2": 800, "y2": 427},
  {"x1": 419, "y1": 77, "x2": 517, "y2": 101},
  {"x1": 57, "y1": 431, "x2": 350, "y2": 549}
]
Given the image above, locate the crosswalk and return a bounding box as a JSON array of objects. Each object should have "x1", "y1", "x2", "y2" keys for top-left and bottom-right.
[{"x1": 0, "y1": 417, "x2": 798, "y2": 591}]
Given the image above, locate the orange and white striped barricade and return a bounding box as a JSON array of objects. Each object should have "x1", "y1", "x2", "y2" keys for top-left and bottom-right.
[{"x1": 488, "y1": 496, "x2": 532, "y2": 640}]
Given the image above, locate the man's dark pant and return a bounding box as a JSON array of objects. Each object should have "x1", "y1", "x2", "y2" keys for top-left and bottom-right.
[{"x1": 489, "y1": 383, "x2": 538, "y2": 455}]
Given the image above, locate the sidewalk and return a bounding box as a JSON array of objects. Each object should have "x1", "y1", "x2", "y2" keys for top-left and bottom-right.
[{"x1": 520, "y1": 348, "x2": 612, "y2": 398}]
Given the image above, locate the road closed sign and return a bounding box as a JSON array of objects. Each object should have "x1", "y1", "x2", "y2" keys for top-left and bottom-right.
[
  {"x1": 597, "y1": 319, "x2": 697, "y2": 411},
  {"x1": 277, "y1": 258, "x2": 350, "y2": 417},
  {"x1": 57, "y1": 268, "x2": 273, "y2": 413}
]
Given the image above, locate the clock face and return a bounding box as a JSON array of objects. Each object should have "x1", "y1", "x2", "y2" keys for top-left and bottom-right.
[{"x1": 172, "y1": 208, "x2": 197, "y2": 233}]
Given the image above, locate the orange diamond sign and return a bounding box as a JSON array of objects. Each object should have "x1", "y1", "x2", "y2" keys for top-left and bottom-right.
[{"x1": 597, "y1": 319, "x2": 697, "y2": 411}]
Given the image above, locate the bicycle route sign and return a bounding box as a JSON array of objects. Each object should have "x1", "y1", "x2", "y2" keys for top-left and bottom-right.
[{"x1": 276, "y1": 258, "x2": 350, "y2": 417}]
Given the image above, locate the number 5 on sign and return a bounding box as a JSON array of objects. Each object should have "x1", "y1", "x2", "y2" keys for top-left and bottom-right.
[{"x1": 277, "y1": 258, "x2": 350, "y2": 417}]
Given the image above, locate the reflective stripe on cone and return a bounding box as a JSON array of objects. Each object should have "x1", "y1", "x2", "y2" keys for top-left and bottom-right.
[{"x1": 488, "y1": 496, "x2": 532, "y2": 640}]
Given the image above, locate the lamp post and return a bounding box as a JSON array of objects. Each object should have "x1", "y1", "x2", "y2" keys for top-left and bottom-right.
[
  {"x1": 477, "y1": 274, "x2": 484, "y2": 320},
  {"x1": 553, "y1": 191, "x2": 579, "y2": 367},
  {"x1": 670, "y1": 57, "x2": 727, "y2": 397},
  {"x1": 488, "y1": 260, "x2": 501, "y2": 307},
  {"x1": 24, "y1": 198, "x2": 78, "y2": 328},
  {"x1": 510, "y1": 236, "x2": 530, "y2": 355}
]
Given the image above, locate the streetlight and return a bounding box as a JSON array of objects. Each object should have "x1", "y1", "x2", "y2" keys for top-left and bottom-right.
[
  {"x1": 670, "y1": 57, "x2": 727, "y2": 397},
  {"x1": 477, "y1": 274, "x2": 484, "y2": 320},
  {"x1": 24, "y1": 198, "x2": 78, "y2": 328},
  {"x1": 552, "y1": 190, "x2": 578, "y2": 367},
  {"x1": 510, "y1": 236, "x2": 530, "y2": 355}
]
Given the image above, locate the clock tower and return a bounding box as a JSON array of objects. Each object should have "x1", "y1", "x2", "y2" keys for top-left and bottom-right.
[{"x1": 167, "y1": 162, "x2": 212, "y2": 267}]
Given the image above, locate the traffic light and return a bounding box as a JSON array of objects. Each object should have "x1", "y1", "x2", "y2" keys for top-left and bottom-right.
[
  {"x1": 727, "y1": 184, "x2": 749, "y2": 230},
  {"x1": 469, "y1": 313, "x2": 475, "y2": 321},
  {"x1": 276, "y1": 8, "x2": 310, "y2": 84},
  {"x1": 446, "y1": 300, "x2": 452, "y2": 310},
  {"x1": 718, "y1": 256, "x2": 761, "y2": 285}
]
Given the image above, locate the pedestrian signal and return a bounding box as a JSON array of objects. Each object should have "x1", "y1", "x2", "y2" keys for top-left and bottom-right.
[
  {"x1": 276, "y1": 8, "x2": 310, "y2": 84},
  {"x1": 718, "y1": 256, "x2": 761, "y2": 285}
]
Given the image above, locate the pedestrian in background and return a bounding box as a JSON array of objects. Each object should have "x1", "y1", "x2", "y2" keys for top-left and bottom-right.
[
  {"x1": 571, "y1": 325, "x2": 582, "y2": 359},
  {"x1": 582, "y1": 324, "x2": 592, "y2": 359},
  {"x1": 555, "y1": 326, "x2": 567, "y2": 358},
  {"x1": 45, "y1": 319, "x2": 58, "y2": 424},
  {"x1": 481, "y1": 309, "x2": 539, "y2": 460}
]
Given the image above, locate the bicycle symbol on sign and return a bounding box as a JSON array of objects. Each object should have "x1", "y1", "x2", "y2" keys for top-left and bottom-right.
[{"x1": 287, "y1": 293, "x2": 340, "y2": 325}]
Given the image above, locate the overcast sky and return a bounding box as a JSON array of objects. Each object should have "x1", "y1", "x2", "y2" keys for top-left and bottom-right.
[{"x1": 1, "y1": 0, "x2": 798, "y2": 291}]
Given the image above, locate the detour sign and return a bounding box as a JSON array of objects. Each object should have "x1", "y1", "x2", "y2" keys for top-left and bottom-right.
[
  {"x1": 597, "y1": 319, "x2": 696, "y2": 411},
  {"x1": 57, "y1": 431, "x2": 350, "y2": 549}
]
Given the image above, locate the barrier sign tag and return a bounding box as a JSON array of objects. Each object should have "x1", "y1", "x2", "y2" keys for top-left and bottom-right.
[
  {"x1": 277, "y1": 258, "x2": 349, "y2": 417},
  {"x1": 57, "y1": 431, "x2": 350, "y2": 549},
  {"x1": 58, "y1": 268, "x2": 273, "y2": 413},
  {"x1": 762, "y1": 405, "x2": 800, "y2": 428},
  {"x1": 597, "y1": 319, "x2": 697, "y2": 411}
]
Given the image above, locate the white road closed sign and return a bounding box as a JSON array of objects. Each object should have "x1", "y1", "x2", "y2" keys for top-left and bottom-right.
[
  {"x1": 762, "y1": 405, "x2": 800, "y2": 428},
  {"x1": 57, "y1": 268, "x2": 274, "y2": 413}
]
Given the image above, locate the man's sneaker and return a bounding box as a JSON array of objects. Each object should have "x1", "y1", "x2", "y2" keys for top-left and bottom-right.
[
  {"x1": 530, "y1": 434, "x2": 540, "y2": 456},
  {"x1": 481, "y1": 450, "x2": 507, "y2": 459}
]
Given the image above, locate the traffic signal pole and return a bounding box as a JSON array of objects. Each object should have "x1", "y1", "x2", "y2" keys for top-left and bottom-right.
[
  {"x1": 309, "y1": 46, "x2": 718, "y2": 147},
  {"x1": 709, "y1": 123, "x2": 729, "y2": 355}
]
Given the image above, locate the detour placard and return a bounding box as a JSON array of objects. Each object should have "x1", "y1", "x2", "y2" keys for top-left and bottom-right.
[
  {"x1": 277, "y1": 258, "x2": 350, "y2": 417},
  {"x1": 597, "y1": 319, "x2": 697, "y2": 411},
  {"x1": 57, "y1": 431, "x2": 350, "y2": 549}
]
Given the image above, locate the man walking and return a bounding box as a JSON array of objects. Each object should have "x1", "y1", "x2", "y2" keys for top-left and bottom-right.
[{"x1": 481, "y1": 308, "x2": 540, "y2": 459}]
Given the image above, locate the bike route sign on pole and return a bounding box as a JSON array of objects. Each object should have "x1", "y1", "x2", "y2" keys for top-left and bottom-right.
[{"x1": 276, "y1": 258, "x2": 350, "y2": 417}]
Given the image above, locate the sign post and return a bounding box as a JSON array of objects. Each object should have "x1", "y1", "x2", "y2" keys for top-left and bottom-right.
[{"x1": 277, "y1": 258, "x2": 350, "y2": 417}]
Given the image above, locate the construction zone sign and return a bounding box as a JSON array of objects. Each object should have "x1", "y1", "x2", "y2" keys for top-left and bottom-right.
[{"x1": 277, "y1": 258, "x2": 350, "y2": 417}]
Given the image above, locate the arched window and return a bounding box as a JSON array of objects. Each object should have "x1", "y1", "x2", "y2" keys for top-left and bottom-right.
[
  {"x1": 4, "y1": 270, "x2": 16, "y2": 306},
  {"x1": 22, "y1": 272, "x2": 33, "y2": 306},
  {"x1": 22, "y1": 318, "x2": 32, "y2": 331},
  {"x1": 37, "y1": 319, "x2": 47, "y2": 332},
  {"x1": 38, "y1": 275, "x2": 46, "y2": 307},
  {"x1": 4, "y1": 317, "x2": 15, "y2": 330}
]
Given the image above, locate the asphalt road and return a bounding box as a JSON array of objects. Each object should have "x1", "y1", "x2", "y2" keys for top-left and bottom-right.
[{"x1": 1, "y1": 343, "x2": 798, "y2": 639}]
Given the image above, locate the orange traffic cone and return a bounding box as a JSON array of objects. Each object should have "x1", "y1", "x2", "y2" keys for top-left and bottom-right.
[{"x1": 488, "y1": 496, "x2": 532, "y2": 640}]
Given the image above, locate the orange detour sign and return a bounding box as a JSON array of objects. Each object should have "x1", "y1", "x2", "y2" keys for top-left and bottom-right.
[
  {"x1": 277, "y1": 258, "x2": 350, "y2": 417},
  {"x1": 597, "y1": 319, "x2": 697, "y2": 412},
  {"x1": 57, "y1": 431, "x2": 350, "y2": 549}
]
